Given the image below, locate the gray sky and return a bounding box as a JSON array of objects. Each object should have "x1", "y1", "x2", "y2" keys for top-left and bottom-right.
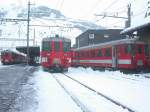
[{"x1": 0, "y1": 0, "x2": 130, "y2": 28}]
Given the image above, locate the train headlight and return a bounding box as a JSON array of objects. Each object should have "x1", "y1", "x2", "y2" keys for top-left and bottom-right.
[
  {"x1": 42, "y1": 57, "x2": 48, "y2": 63},
  {"x1": 68, "y1": 58, "x2": 71, "y2": 63}
]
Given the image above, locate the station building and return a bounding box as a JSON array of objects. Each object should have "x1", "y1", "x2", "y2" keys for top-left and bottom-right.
[{"x1": 75, "y1": 29, "x2": 126, "y2": 48}]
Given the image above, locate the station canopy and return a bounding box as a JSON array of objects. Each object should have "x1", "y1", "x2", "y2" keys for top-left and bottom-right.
[{"x1": 16, "y1": 46, "x2": 40, "y2": 57}]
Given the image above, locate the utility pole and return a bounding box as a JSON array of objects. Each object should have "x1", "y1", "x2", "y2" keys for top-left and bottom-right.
[
  {"x1": 126, "y1": 4, "x2": 131, "y2": 27},
  {"x1": 27, "y1": 0, "x2": 31, "y2": 65},
  {"x1": 33, "y1": 28, "x2": 35, "y2": 46}
]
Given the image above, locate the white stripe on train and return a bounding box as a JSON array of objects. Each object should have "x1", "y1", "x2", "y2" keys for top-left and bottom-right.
[{"x1": 72, "y1": 59, "x2": 132, "y2": 65}]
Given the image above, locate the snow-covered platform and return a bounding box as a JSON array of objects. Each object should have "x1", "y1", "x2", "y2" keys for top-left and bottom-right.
[
  {"x1": 0, "y1": 64, "x2": 37, "y2": 112},
  {"x1": 10, "y1": 69, "x2": 83, "y2": 112}
]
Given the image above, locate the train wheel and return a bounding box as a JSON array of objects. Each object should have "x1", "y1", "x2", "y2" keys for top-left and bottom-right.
[{"x1": 63, "y1": 68, "x2": 68, "y2": 73}]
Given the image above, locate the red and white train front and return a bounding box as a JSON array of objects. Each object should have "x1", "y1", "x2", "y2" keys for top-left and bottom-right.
[{"x1": 41, "y1": 36, "x2": 71, "y2": 72}]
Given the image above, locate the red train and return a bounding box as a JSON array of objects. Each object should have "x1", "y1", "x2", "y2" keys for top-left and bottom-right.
[
  {"x1": 71, "y1": 38, "x2": 150, "y2": 72},
  {"x1": 41, "y1": 35, "x2": 71, "y2": 72},
  {"x1": 1, "y1": 50, "x2": 27, "y2": 65}
]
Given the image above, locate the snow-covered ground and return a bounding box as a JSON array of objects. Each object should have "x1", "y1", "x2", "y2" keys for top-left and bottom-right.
[
  {"x1": 10, "y1": 67, "x2": 150, "y2": 112},
  {"x1": 33, "y1": 70, "x2": 82, "y2": 112},
  {"x1": 65, "y1": 67, "x2": 150, "y2": 112}
]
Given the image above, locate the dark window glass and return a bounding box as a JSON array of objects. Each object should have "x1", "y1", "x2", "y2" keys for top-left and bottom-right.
[
  {"x1": 98, "y1": 49, "x2": 102, "y2": 57},
  {"x1": 42, "y1": 41, "x2": 51, "y2": 51},
  {"x1": 144, "y1": 45, "x2": 149, "y2": 56},
  {"x1": 138, "y1": 46, "x2": 142, "y2": 54},
  {"x1": 63, "y1": 42, "x2": 71, "y2": 52},
  {"x1": 105, "y1": 48, "x2": 111, "y2": 56},
  {"x1": 125, "y1": 44, "x2": 135, "y2": 56},
  {"x1": 131, "y1": 45, "x2": 135, "y2": 56},
  {"x1": 126, "y1": 44, "x2": 132, "y2": 54},
  {"x1": 55, "y1": 41, "x2": 60, "y2": 51}
]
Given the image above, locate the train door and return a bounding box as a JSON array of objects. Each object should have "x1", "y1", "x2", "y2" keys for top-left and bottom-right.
[
  {"x1": 112, "y1": 46, "x2": 117, "y2": 68},
  {"x1": 134, "y1": 44, "x2": 145, "y2": 67}
]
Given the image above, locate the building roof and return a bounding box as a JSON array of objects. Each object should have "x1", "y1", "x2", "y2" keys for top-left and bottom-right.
[
  {"x1": 120, "y1": 22, "x2": 150, "y2": 34},
  {"x1": 77, "y1": 29, "x2": 123, "y2": 38},
  {"x1": 16, "y1": 46, "x2": 40, "y2": 57}
]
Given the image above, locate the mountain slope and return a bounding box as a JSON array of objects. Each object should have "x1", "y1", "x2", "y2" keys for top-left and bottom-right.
[{"x1": 0, "y1": 5, "x2": 104, "y2": 48}]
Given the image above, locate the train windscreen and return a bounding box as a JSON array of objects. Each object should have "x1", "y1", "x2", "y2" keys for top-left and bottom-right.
[
  {"x1": 42, "y1": 41, "x2": 52, "y2": 51},
  {"x1": 144, "y1": 44, "x2": 150, "y2": 56},
  {"x1": 63, "y1": 41, "x2": 71, "y2": 52},
  {"x1": 54, "y1": 41, "x2": 60, "y2": 51}
]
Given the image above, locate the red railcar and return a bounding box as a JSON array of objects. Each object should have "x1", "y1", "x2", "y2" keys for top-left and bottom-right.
[
  {"x1": 41, "y1": 36, "x2": 71, "y2": 72},
  {"x1": 1, "y1": 50, "x2": 26, "y2": 65},
  {"x1": 71, "y1": 39, "x2": 150, "y2": 72}
]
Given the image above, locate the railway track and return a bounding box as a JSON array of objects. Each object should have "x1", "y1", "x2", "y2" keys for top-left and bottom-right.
[
  {"x1": 52, "y1": 73, "x2": 136, "y2": 112},
  {"x1": 52, "y1": 74, "x2": 91, "y2": 112}
]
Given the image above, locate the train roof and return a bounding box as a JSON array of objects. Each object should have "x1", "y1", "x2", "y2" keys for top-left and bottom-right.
[
  {"x1": 1, "y1": 49, "x2": 26, "y2": 56},
  {"x1": 42, "y1": 37, "x2": 71, "y2": 42},
  {"x1": 72, "y1": 38, "x2": 150, "y2": 51}
]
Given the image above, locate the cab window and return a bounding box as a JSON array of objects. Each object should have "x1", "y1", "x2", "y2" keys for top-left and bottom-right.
[
  {"x1": 42, "y1": 41, "x2": 52, "y2": 51},
  {"x1": 55, "y1": 41, "x2": 60, "y2": 51},
  {"x1": 63, "y1": 42, "x2": 71, "y2": 52},
  {"x1": 144, "y1": 45, "x2": 150, "y2": 56}
]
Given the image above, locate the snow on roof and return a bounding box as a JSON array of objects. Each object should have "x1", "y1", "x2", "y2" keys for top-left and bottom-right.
[
  {"x1": 1, "y1": 49, "x2": 26, "y2": 56},
  {"x1": 121, "y1": 21, "x2": 150, "y2": 34}
]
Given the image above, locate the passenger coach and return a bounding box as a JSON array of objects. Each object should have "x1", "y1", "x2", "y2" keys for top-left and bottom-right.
[
  {"x1": 1, "y1": 50, "x2": 26, "y2": 65},
  {"x1": 71, "y1": 38, "x2": 150, "y2": 71}
]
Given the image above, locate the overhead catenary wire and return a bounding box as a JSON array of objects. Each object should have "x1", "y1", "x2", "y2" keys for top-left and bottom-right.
[
  {"x1": 101, "y1": 0, "x2": 121, "y2": 13},
  {"x1": 94, "y1": 0, "x2": 129, "y2": 22}
]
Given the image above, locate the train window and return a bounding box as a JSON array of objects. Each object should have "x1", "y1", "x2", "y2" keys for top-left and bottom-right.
[
  {"x1": 138, "y1": 46, "x2": 142, "y2": 54},
  {"x1": 105, "y1": 48, "x2": 111, "y2": 57},
  {"x1": 98, "y1": 49, "x2": 102, "y2": 57},
  {"x1": 55, "y1": 41, "x2": 60, "y2": 51},
  {"x1": 144, "y1": 45, "x2": 150, "y2": 56},
  {"x1": 42, "y1": 41, "x2": 51, "y2": 51},
  {"x1": 125, "y1": 44, "x2": 135, "y2": 56},
  {"x1": 126, "y1": 45, "x2": 131, "y2": 54},
  {"x1": 63, "y1": 42, "x2": 71, "y2": 52}
]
